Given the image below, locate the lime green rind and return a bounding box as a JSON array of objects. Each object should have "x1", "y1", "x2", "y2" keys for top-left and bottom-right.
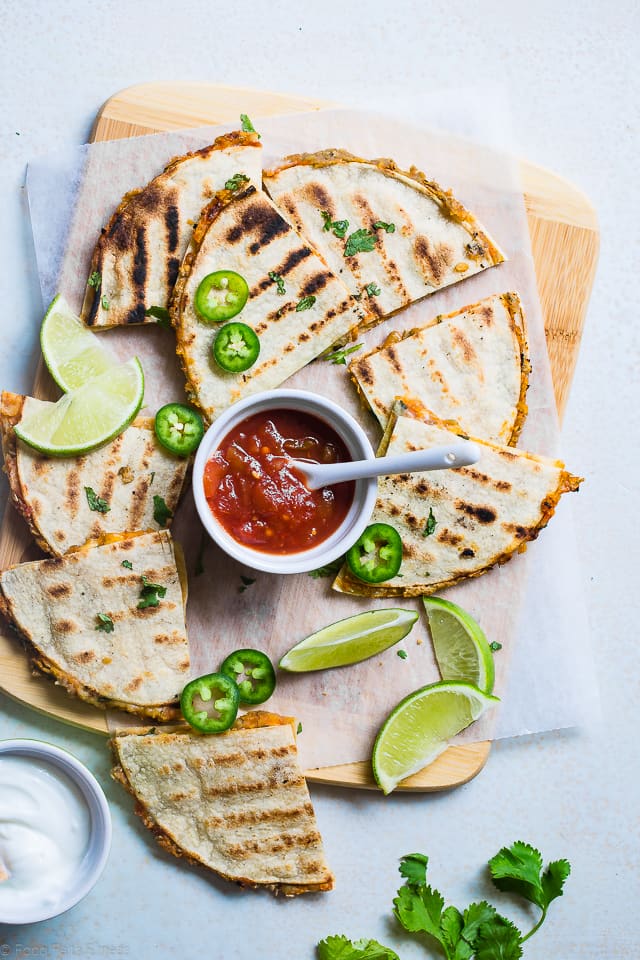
[
  {"x1": 371, "y1": 680, "x2": 499, "y2": 795},
  {"x1": 279, "y1": 608, "x2": 419, "y2": 672},
  {"x1": 423, "y1": 595, "x2": 496, "y2": 695}
]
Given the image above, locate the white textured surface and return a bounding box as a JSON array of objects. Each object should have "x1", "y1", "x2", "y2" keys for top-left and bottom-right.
[{"x1": 0, "y1": 1, "x2": 638, "y2": 958}]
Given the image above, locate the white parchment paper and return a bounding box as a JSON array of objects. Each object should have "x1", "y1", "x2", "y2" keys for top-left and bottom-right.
[{"x1": 25, "y1": 107, "x2": 599, "y2": 769}]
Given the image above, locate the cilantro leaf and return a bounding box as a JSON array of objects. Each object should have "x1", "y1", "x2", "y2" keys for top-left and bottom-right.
[
  {"x1": 373, "y1": 220, "x2": 396, "y2": 233},
  {"x1": 460, "y1": 901, "x2": 498, "y2": 944},
  {"x1": 240, "y1": 113, "x2": 260, "y2": 137},
  {"x1": 397, "y1": 649, "x2": 407, "y2": 659},
  {"x1": 297, "y1": 721, "x2": 303, "y2": 735},
  {"x1": 296, "y1": 295, "x2": 316, "y2": 312},
  {"x1": 101, "y1": 296, "x2": 110, "y2": 310},
  {"x1": 121, "y1": 560, "x2": 133, "y2": 570},
  {"x1": 95, "y1": 613, "x2": 114, "y2": 633},
  {"x1": 323, "y1": 343, "x2": 363, "y2": 365},
  {"x1": 137, "y1": 575, "x2": 167, "y2": 610},
  {"x1": 145, "y1": 305, "x2": 172, "y2": 328},
  {"x1": 399, "y1": 853, "x2": 429, "y2": 886},
  {"x1": 489, "y1": 841, "x2": 545, "y2": 908},
  {"x1": 474, "y1": 917, "x2": 523, "y2": 960},
  {"x1": 317, "y1": 935, "x2": 399, "y2": 960},
  {"x1": 224, "y1": 172, "x2": 249, "y2": 192},
  {"x1": 364, "y1": 282, "x2": 381, "y2": 297},
  {"x1": 540, "y1": 859, "x2": 571, "y2": 906},
  {"x1": 268, "y1": 271, "x2": 286, "y2": 295},
  {"x1": 320, "y1": 211, "x2": 349, "y2": 238},
  {"x1": 85, "y1": 486, "x2": 110, "y2": 514},
  {"x1": 87, "y1": 271, "x2": 101, "y2": 288},
  {"x1": 393, "y1": 883, "x2": 447, "y2": 951},
  {"x1": 344, "y1": 229, "x2": 377, "y2": 257},
  {"x1": 153, "y1": 495, "x2": 173, "y2": 528},
  {"x1": 239, "y1": 575, "x2": 256, "y2": 593},
  {"x1": 441, "y1": 905, "x2": 465, "y2": 955},
  {"x1": 490, "y1": 641, "x2": 502, "y2": 651},
  {"x1": 422, "y1": 507, "x2": 437, "y2": 537}
]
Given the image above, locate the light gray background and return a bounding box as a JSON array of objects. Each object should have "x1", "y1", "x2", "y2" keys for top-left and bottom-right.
[{"x1": 0, "y1": 1, "x2": 637, "y2": 957}]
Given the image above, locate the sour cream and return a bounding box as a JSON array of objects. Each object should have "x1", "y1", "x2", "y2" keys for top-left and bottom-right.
[{"x1": 0, "y1": 753, "x2": 91, "y2": 917}]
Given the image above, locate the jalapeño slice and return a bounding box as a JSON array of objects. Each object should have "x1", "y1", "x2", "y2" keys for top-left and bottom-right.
[
  {"x1": 180, "y1": 672, "x2": 240, "y2": 734},
  {"x1": 347, "y1": 522, "x2": 403, "y2": 584},
  {"x1": 220, "y1": 649, "x2": 276, "y2": 705},
  {"x1": 213, "y1": 322, "x2": 260, "y2": 373},
  {"x1": 194, "y1": 270, "x2": 249, "y2": 324},
  {"x1": 155, "y1": 402, "x2": 204, "y2": 456}
]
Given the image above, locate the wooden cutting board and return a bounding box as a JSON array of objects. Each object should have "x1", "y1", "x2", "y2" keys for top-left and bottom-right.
[{"x1": 0, "y1": 82, "x2": 599, "y2": 791}]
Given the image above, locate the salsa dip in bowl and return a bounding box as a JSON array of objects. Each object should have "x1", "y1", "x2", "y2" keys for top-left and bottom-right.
[
  {"x1": 193, "y1": 389, "x2": 378, "y2": 574},
  {"x1": 0, "y1": 739, "x2": 111, "y2": 925}
]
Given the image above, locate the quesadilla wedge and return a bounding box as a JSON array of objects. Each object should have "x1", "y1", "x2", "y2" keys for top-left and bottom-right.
[
  {"x1": 350, "y1": 292, "x2": 530, "y2": 445},
  {"x1": 171, "y1": 182, "x2": 370, "y2": 423},
  {"x1": 0, "y1": 392, "x2": 187, "y2": 556},
  {"x1": 81, "y1": 131, "x2": 262, "y2": 328},
  {"x1": 263, "y1": 149, "x2": 505, "y2": 319},
  {"x1": 333, "y1": 403, "x2": 581, "y2": 597},
  {"x1": 111, "y1": 712, "x2": 334, "y2": 896},
  {"x1": 0, "y1": 530, "x2": 189, "y2": 719}
]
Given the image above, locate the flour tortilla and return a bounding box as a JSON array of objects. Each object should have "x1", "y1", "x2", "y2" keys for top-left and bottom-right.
[
  {"x1": 111, "y1": 713, "x2": 334, "y2": 896},
  {"x1": 350, "y1": 292, "x2": 529, "y2": 445},
  {"x1": 171, "y1": 182, "x2": 369, "y2": 423},
  {"x1": 81, "y1": 131, "x2": 262, "y2": 328},
  {"x1": 264, "y1": 149, "x2": 505, "y2": 318},
  {"x1": 0, "y1": 392, "x2": 187, "y2": 556},
  {"x1": 333, "y1": 404, "x2": 582, "y2": 597},
  {"x1": 0, "y1": 531, "x2": 189, "y2": 719}
]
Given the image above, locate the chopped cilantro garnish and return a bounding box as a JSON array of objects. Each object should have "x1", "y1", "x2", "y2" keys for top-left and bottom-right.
[
  {"x1": 224, "y1": 172, "x2": 249, "y2": 192},
  {"x1": 323, "y1": 343, "x2": 363, "y2": 365},
  {"x1": 240, "y1": 113, "x2": 260, "y2": 137},
  {"x1": 87, "y1": 271, "x2": 101, "y2": 289},
  {"x1": 490, "y1": 641, "x2": 503, "y2": 651},
  {"x1": 373, "y1": 220, "x2": 396, "y2": 233},
  {"x1": 364, "y1": 282, "x2": 381, "y2": 297},
  {"x1": 397, "y1": 650, "x2": 408, "y2": 659},
  {"x1": 145, "y1": 305, "x2": 171, "y2": 328},
  {"x1": 296, "y1": 722, "x2": 303, "y2": 735},
  {"x1": 268, "y1": 271, "x2": 286, "y2": 295},
  {"x1": 85, "y1": 486, "x2": 110, "y2": 514},
  {"x1": 153, "y1": 495, "x2": 173, "y2": 528},
  {"x1": 320, "y1": 211, "x2": 349, "y2": 238},
  {"x1": 344, "y1": 228, "x2": 377, "y2": 257},
  {"x1": 422, "y1": 507, "x2": 437, "y2": 537},
  {"x1": 101, "y1": 296, "x2": 110, "y2": 310},
  {"x1": 296, "y1": 295, "x2": 316, "y2": 312},
  {"x1": 95, "y1": 613, "x2": 114, "y2": 633},
  {"x1": 121, "y1": 560, "x2": 133, "y2": 570},
  {"x1": 239, "y1": 575, "x2": 256, "y2": 593},
  {"x1": 137, "y1": 575, "x2": 167, "y2": 610}
]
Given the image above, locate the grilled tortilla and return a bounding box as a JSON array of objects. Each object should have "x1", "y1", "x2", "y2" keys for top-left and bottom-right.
[
  {"x1": 0, "y1": 392, "x2": 187, "y2": 556},
  {"x1": 81, "y1": 131, "x2": 262, "y2": 328},
  {"x1": 333, "y1": 403, "x2": 581, "y2": 597},
  {"x1": 171, "y1": 182, "x2": 370, "y2": 423},
  {"x1": 263, "y1": 149, "x2": 505, "y2": 319},
  {"x1": 111, "y1": 713, "x2": 334, "y2": 896},
  {"x1": 0, "y1": 530, "x2": 189, "y2": 719},
  {"x1": 350, "y1": 292, "x2": 530, "y2": 445}
]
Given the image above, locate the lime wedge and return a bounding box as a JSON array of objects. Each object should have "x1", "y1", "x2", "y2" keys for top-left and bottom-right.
[
  {"x1": 40, "y1": 294, "x2": 119, "y2": 391},
  {"x1": 423, "y1": 596, "x2": 495, "y2": 694},
  {"x1": 372, "y1": 681, "x2": 499, "y2": 794},
  {"x1": 279, "y1": 608, "x2": 419, "y2": 672},
  {"x1": 15, "y1": 358, "x2": 144, "y2": 456}
]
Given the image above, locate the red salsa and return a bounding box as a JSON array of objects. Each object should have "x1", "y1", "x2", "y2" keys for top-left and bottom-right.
[{"x1": 203, "y1": 409, "x2": 355, "y2": 554}]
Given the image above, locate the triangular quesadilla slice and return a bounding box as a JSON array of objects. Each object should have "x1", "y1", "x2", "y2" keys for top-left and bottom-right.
[
  {"x1": 81, "y1": 131, "x2": 262, "y2": 328},
  {"x1": 1, "y1": 392, "x2": 188, "y2": 556},
  {"x1": 349, "y1": 292, "x2": 530, "y2": 445},
  {"x1": 172, "y1": 182, "x2": 370, "y2": 423},
  {"x1": 0, "y1": 531, "x2": 189, "y2": 719},
  {"x1": 333, "y1": 403, "x2": 581, "y2": 597},
  {"x1": 111, "y1": 713, "x2": 334, "y2": 896},
  {"x1": 263, "y1": 149, "x2": 505, "y2": 318}
]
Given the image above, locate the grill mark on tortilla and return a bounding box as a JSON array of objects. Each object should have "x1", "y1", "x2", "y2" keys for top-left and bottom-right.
[
  {"x1": 413, "y1": 235, "x2": 455, "y2": 286},
  {"x1": 45, "y1": 582, "x2": 73, "y2": 600},
  {"x1": 451, "y1": 328, "x2": 478, "y2": 365},
  {"x1": 204, "y1": 772, "x2": 306, "y2": 798},
  {"x1": 502, "y1": 522, "x2": 530, "y2": 539},
  {"x1": 224, "y1": 830, "x2": 323, "y2": 859},
  {"x1": 165, "y1": 204, "x2": 179, "y2": 252},
  {"x1": 31, "y1": 458, "x2": 51, "y2": 477},
  {"x1": 386, "y1": 346, "x2": 403, "y2": 374},
  {"x1": 65, "y1": 468, "x2": 81, "y2": 519},
  {"x1": 351, "y1": 193, "x2": 410, "y2": 306},
  {"x1": 53, "y1": 618, "x2": 78, "y2": 634},
  {"x1": 167, "y1": 257, "x2": 180, "y2": 290},
  {"x1": 153, "y1": 632, "x2": 184, "y2": 645},
  {"x1": 457, "y1": 467, "x2": 512, "y2": 493},
  {"x1": 99, "y1": 471, "x2": 117, "y2": 509},
  {"x1": 437, "y1": 529, "x2": 463, "y2": 546},
  {"x1": 132, "y1": 225, "x2": 148, "y2": 290},
  {"x1": 352, "y1": 358, "x2": 374, "y2": 386},
  {"x1": 125, "y1": 676, "x2": 144, "y2": 693},
  {"x1": 455, "y1": 500, "x2": 497, "y2": 524},
  {"x1": 129, "y1": 476, "x2": 151, "y2": 530},
  {"x1": 72, "y1": 650, "x2": 96, "y2": 664},
  {"x1": 140, "y1": 438, "x2": 157, "y2": 470},
  {"x1": 460, "y1": 547, "x2": 475, "y2": 558},
  {"x1": 126, "y1": 304, "x2": 147, "y2": 324},
  {"x1": 204, "y1": 801, "x2": 314, "y2": 830},
  {"x1": 273, "y1": 194, "x2": 305, "y2": 234},
  {"x1": 301, "y1": 181, "x2": 335, "y2": 216},
  {"x1": 299, "y1": 271, "x2": 333, "y2": 297},
  {"x1": 225, "y1": 195, "x2": 291, "y2": 250}
]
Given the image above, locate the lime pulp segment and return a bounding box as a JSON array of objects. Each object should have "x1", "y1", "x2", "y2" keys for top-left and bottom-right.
[
  {"x1": 40, "y1": 294, "x2": 119, "y2": 392},
  {"x1": 423, "y1": 596, "x2": 495, "y2": 694},
  {"x1": 279, "y1": 608, "x2": 419, "y2": 672}
]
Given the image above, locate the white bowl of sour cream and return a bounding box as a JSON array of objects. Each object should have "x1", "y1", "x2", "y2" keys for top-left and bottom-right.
[{"x1": 0, "y1": 739, "x2": 112, "y2": 924}]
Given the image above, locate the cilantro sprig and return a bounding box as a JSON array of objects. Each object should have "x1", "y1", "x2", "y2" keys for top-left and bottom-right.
[
  {"x1": 322, "y1": 343, "x2": 363, "y2": 366},
  {"x1": 321, "y1": 211, "x2": 350, "y2": 239},
  {"x1": 240, "y1": 113, "x2": 260, "y2": 138},
  {"x1": 85, "y1": 486, "x2": 110, "y2": 514},
  {"x1": 224, "y1": 172, "x2": 249, "y2": 192},
  {"x1": 318, "y1": 843, "x2": 570, "y2": 959},
  {"x1": 153, "y1": 494, "x2": 173, "y2": 528},
  {"x1": 344, "y1": 228, "x2": 377, "y2": 258},
  {"x1": 137, "y1": 575, "x2": 167, "y2": 610}
]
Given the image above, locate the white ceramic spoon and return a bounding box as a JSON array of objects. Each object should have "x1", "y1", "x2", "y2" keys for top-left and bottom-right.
[{"x1": 290, "y1": 440, "x2": 481, "y2": 491}]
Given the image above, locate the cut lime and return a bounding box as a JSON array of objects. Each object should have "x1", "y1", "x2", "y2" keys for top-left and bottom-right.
[
  {"x1": 372, "y1": 681, "x2": 499, "y2": 794},
  {"x1": 423, "y1": 596, "x2": 495, "y2": 694},
  {"x1": 15, "y1": 358, "x2": 144, "y2": 457},
  {"x1": 40, "y1": 294, "x2": 119, "y2": 392},
  {"x1": 279, "y1": 608, "x2": 419, "y2": 672}
]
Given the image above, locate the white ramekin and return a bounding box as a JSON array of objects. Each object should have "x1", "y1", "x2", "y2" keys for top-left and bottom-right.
[
  {"x1": 192, "y1": 389, "x2": 378, "y2": 574},
  {"x1": 0, "y1": 739, "x2": 112, "y2": 925}
]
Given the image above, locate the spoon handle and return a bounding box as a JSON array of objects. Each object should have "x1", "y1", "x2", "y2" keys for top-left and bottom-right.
[{"x1": 293, "y1": 441, "x2": 480, "y2": 490}]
